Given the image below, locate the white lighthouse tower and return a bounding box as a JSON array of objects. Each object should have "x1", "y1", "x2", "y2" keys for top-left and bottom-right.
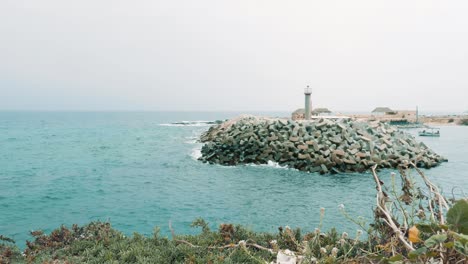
[{"x1": 304, "y1": 85, "x2": 312, "y2": 120}]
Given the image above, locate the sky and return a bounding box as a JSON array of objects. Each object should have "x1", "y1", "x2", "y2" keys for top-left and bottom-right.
[{"x1": 1, "y1": 0, "x2": 467, "y2": 112}]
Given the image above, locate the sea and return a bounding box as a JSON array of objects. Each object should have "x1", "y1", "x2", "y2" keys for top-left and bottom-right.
[{"x1": 0, "y1": 111, "x2": 467, "y2": 248}]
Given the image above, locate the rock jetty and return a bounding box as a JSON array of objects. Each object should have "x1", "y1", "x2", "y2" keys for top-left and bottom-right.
[{"x1": 199, "y1": 115, "x2": 447, "y2": 173}]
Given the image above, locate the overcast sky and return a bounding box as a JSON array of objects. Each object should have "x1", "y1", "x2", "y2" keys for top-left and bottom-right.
[{"x1": 1, "y1": 1, "x2": 467, "y2": 112}]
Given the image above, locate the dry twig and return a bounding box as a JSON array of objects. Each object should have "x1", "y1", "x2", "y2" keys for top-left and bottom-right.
[
  {"x1": 410, "y1": 162, "x2": 449, "y2": 224},
  {"x1": 371, "y1": 165, "x2": 415, "y2": 251}
]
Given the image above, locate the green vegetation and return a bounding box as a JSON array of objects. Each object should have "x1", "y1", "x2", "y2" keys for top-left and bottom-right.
[
  {"x1": 1, "y1": 166, "x2": 467, "y2": 263},
  {"x1": 0, "y1": 235, "x2": 22, "y2": 263}
]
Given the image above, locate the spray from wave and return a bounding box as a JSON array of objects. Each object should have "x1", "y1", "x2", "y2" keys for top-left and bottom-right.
[
  {"x1": 190, "y1": 147, "x2": 202, "y2": 160},
  {"x1": 249, "y1": 160, "x2": 289, "y2": 169}
]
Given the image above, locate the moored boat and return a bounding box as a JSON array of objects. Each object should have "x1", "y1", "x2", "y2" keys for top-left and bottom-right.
[{"x1": 419, "y1": 128, "x2": 440, "y2": 137}]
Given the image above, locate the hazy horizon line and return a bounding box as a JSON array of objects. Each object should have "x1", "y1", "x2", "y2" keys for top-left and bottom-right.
[{"x1": 0, "y1": 109, "x2": 466, "y2": 114}]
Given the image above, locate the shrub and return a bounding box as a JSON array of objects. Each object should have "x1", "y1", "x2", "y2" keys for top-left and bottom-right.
[{"x1": 0, "y1": 235, "x2": 22, "y2": 264}]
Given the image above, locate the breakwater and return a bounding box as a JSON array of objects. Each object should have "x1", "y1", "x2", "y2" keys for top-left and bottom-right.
[{"x1": 199, "y1": 116, "x2": 447, "y2": 173}]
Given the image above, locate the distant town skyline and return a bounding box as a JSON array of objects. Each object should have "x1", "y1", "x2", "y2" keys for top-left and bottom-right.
[{"x1": 1, "y1": 1, "x2": 467, "y2": 112}]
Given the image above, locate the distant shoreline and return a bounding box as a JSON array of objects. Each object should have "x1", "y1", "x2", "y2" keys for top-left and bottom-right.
[{"x1": 343, "y1": 113, "x2": 468, "y2": 126}]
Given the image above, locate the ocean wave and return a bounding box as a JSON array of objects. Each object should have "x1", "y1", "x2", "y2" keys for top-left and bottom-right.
[
  {"x1": 159, "y1": 123, "x2": 210, "y2": 127},
  {"x1": 159, "y1": 120, "x2": 219, "y2": 127},
  {"x1": 190, "y1": 147, "x2": 202, "y2": 160},
  {"x1": 192, "y1": 150, "x2": 289, "y2": 169},
  {"x1": 249, "y1": 160, "x2": 289, "y2": 169},
  {"x1": 184, "y1": 136, "x2": 199, "y2": 144}
]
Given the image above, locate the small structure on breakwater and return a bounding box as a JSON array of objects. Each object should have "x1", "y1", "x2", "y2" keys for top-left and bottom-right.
[
  {"x1": 372, "y1": 107, "x2": 396, "y2": 116},
  {"x1": 291, "y1": 108, "x2": 309, "y2": 120},
  {"x1": 292, "y1": 108, "x2": 333, "y2": 120},
  {"x1": 312, "y1": 107, "x2": 332, "y2": 116},
  {"x1": 291, "y1": 85, "x2": 334, "y2": 120},
  {"x1": 198, "y1": 116, "x2": 447, "y2": 174}
]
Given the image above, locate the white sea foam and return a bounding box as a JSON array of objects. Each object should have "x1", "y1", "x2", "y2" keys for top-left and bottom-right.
[
  {"x1": 266, "y1": 160, "x2": 289, "y2": 169},
  {"x1": 249, "y1": 160, "x2": 289, "y2": 169},
  {"x1": 180, "y1": 120, "x2": 213, "y2": 123},
  {"x1": 192, "y1": 148, "x2": 289, "y2": 169},
  {"x1": 184, "y1": 136, "x2": 199, "y2": 144},
  {"x1": 159, "y1": 120, "x2": 216, "y2": 127},
  {"x1": 159, "y1": 123, "x2": 211, "y2": 127},
  {"x1": 190, "y1": 146, "x2": 202, "y2": 160}
]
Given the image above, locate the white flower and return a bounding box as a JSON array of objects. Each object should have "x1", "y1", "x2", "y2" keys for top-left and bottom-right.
[
  {"x1": 340, "y1": 238, "x2": 346, "y2": 246},
  {"x1": 320, "y1": 207, "x2": 325, "y2": 214},
  {"x1": 341, "y1": 232, "x2": 348, "y2": 239},
  {"x1": 314, "y1": 228, "x2": 320, "y2": 234},
  {"x1": 320, "y1": 247, "x2": 327, "y2": 254},
  {"x1": 331, "y1": 247, "x2": 339, "y2": 257},
  {"x1": 357, "y1": 229, "x2": 363, "y2": 236},
  {"x1": 239, "y1": 240, "x2": 246, "y2": 247},
  {"x1": 338, "y1": 204, "x2": 345, "y2": 210}
]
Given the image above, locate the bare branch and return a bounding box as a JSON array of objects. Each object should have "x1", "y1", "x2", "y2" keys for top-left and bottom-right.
[{"x1": 371, "y1": 165, "x2": 415, "y2": 251}]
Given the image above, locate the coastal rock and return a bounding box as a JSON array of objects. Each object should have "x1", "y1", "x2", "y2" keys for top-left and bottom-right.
[
  {"x1": 297, "y1": 144, "x2": 308, "y2": 150},
  {"x1": 199, "y1": 116, "x2": 447, "y2": 174},
  {"x1": 333, "y1": 149, "x2": 345, "y2": 156}
]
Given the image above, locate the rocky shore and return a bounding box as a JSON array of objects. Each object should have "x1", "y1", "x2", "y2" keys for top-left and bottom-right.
[{"x1": 199, "y1": 115, "x2": 447, "y2": 173}]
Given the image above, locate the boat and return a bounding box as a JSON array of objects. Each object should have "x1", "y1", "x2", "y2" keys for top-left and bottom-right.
[{"x1": 418, "y1": 128, "x2": 440, "y2": 137}]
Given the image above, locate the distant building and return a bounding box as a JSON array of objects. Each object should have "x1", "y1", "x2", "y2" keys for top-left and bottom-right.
[
  {"x1": 312, "y1": 108, "x2": 332, "y2": 116},
  {"x1": 293, "y1": 86, "x2": 338, "y2": 120},
  {"x1": 292, "y1": 107, "x2": 333, "y2": 120},
  {"x1": 371, "y1": 107, "x2": 396, "y2": 116},
  {"x1": 291, "y1": 108, "x2": 309, "y2": 120}
]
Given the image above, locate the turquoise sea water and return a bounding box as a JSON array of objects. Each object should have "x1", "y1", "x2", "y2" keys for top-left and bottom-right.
[{"x1": 0, "y1": 112, "x2": 467, "y2": 248}]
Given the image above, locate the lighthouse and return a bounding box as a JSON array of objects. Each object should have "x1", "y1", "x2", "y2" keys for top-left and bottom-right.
[{"x1": 304, "y1": 85, "x2": 312, "y2": 120}]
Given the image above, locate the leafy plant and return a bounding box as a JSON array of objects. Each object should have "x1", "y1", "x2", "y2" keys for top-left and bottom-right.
[
  {"x1": 0, "y1": 235, "x2": 22, "y2": 264},
  {"x1": 447, "y1": 199, "x2": 468, "y2": 234}
]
